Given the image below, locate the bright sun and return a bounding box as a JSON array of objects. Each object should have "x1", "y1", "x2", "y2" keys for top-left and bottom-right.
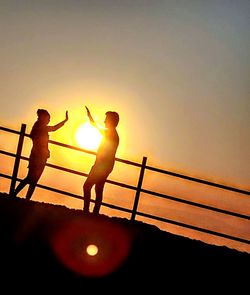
[{"x1": 75, "y1": 122, "x2": 102, "y2": 150}]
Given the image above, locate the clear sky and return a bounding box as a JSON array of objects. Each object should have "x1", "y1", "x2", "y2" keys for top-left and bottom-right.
[{"x1": 0, "y1": 1, "x2": 249, "y2": 252}]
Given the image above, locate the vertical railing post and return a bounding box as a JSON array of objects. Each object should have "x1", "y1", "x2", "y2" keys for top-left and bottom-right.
[
  {"x1": 131, "y1": 156, "x2": 147, "y2": 221},
  {"x1": 9, "y1": 123, "x2": 26, "y2": 196}
]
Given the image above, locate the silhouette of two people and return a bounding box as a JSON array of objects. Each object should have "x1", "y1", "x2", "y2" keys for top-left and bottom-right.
[
  {"x1": 13, "y1": 105, "x2": 119, "y2": 215},
  {"x1": 83, "y1": 106, "x2": 119, "y2": 214},
  {"x1": 13, "y1": 109, "x2": 68, "y2": 200}
]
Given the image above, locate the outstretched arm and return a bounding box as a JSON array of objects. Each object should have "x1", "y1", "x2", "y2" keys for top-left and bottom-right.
[
  {"x1": 85, "y1": 106, "x2": 105, "y2": 136},
  {"x1": 85, "y1": 106, "x2": 97, "y2": 128},
  {"x1": 48, "y1": 111, "x2": 68, "y2": 132}
]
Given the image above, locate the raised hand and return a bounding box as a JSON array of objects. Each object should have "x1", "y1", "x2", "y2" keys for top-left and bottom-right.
[
  {"x1": 85, "y1": 106, "x2": 90, "y2": 116},
  {"x1": 85, "y1": 106, "x2": 95, "y2": 125},
  {"x1": 65, "y1": 110, "x2": 69, "y2": 122}
]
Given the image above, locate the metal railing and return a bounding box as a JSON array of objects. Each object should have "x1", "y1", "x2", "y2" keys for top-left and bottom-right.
[{"x1": 0, "y1": 124, "x2": 250, "y2": 245}]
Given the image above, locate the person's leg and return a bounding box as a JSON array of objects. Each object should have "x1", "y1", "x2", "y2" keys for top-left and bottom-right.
[
  {"x1": 25, "y1": 183, "x2": 36, "y2": 200},
  {"x1": 24, "y1": 164, "x2": 45, "y2": 200},
  {"x1": 93, "y1": 179, "x2": 106, "y2": 214},
  {"x1": 13, "y1": 178, "x2": 29, "y2": 196},
  {"x1": 83, "y1": 177, "x2": 95, "y2": 213}
]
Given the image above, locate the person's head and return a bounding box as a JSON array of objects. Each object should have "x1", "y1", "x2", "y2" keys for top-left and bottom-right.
[
  {"x1": 37, "y1": 109, "x2": 50, "y2": 125},
  {"x1": 104, "y1": 111, "x2": 119, "y2": 128}
]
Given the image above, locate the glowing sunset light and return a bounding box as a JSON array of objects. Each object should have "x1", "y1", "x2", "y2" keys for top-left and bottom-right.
[
  {"x1": 86, "y1": 244, "x2": 98, "y2": 256},
  {"x1": 75, "y1": 122, "x2": 102, "y2": 150}
]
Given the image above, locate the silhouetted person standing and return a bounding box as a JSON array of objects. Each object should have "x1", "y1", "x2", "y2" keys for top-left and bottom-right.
[
  {"x1": 13, "y1": 109, "x2": 68, "y2": 200},
  {"x1": 83, "y1": 106, "x2": 119, "y2": 214}
]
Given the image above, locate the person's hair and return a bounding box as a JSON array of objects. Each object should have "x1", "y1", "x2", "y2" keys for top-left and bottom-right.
[
  {"x1": 105, "y1": 111, "x2": 119, "y2": 127},
  {"x1": 37, "y1": 109, "x2": 50, "y2": 119}
]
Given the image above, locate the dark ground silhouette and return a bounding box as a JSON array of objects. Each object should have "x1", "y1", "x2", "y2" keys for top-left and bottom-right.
[{"x1": 0, "y1": 192, "x2": 249, "y2": 293}]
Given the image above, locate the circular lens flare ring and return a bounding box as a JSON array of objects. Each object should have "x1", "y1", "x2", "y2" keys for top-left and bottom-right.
[{"x1": 51, "y1": 216, "x2": 131, "y2": 277}]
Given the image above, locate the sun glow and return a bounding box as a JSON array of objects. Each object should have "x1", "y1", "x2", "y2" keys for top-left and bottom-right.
[{"x1": 75, "y1": 122, "x2": 102, "y2": 150}]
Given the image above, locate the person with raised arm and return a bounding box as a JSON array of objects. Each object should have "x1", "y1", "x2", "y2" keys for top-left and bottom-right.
[
  {"x1": 83, "y1": 106, "x2": 119, "y2": 214},
  {"x1": 13, "y1": 109, "x2": 68, "y2": 200}
]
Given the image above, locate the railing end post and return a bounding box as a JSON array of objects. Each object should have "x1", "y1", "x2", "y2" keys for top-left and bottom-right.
[{"x1": 9, "y1": 123, "x2": 26, "y2": 196}]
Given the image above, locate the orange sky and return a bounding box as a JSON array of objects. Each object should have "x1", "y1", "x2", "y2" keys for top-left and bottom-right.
[{"x1": 0, "y1": 1, "x2": 249, "y2": 253}]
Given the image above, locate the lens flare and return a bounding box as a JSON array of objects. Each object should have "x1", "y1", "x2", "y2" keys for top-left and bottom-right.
[
  {"x1": 86, "y1": 244, "x2": 98, "y2": 256},
  {"x1": 51, "y1": 215, "x2": 131, "y2": 277}
]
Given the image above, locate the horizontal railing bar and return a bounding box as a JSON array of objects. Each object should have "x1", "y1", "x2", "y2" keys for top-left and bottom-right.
[
  {"x1": 49, "y1": 139, "x2": 142, "y2": 167},
  {"x1": 0, "y1": 150, "x2": 16, "y2": 157},
  {"x1": 46, "y1": 162, "x2": 88, "y2": 178},
  {"x1": 49, "y1": 139, "x2": 97, "y2": 156},
  {"x1": 36, "y1": 183, "x2": 84, "y2": 201},
  {"x1": 146, "y1": 165, "x2": 250, "y2": 195},
  {"x1": 0, "y1": 126, "x2": 21, "y2": 135},
  {"x1": 46, "y1": 161, "x2": 138, "y2": 191},
  {"x1": 96, "y1": 200, "x2": 133, "y2": 214},
  {"x1": 0, "y1": 174, "x2": 83, "y2": 201},
  {"x1": 140, "y1": 188, "x2": 250, "y2": 220},
  {"x1": 46, "y1": 162, "x2": 138, "y2": 190},
  {"x1": 1, "y1": 150, "x2": 249, "y2": 220},
  {"x1": 47, "y1": 162, "x2": 138, "y2": 191},
  {"x1": 135, "y1": 210, "x2": 250, "y2": 244},
  {"x1": 0, "y1": 173, "x2": 12, "y2": 179}
]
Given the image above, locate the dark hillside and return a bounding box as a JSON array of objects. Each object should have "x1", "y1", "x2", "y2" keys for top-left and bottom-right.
[{"x1": 0, "y1": 192, "x2": 249, "y2": 293}]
